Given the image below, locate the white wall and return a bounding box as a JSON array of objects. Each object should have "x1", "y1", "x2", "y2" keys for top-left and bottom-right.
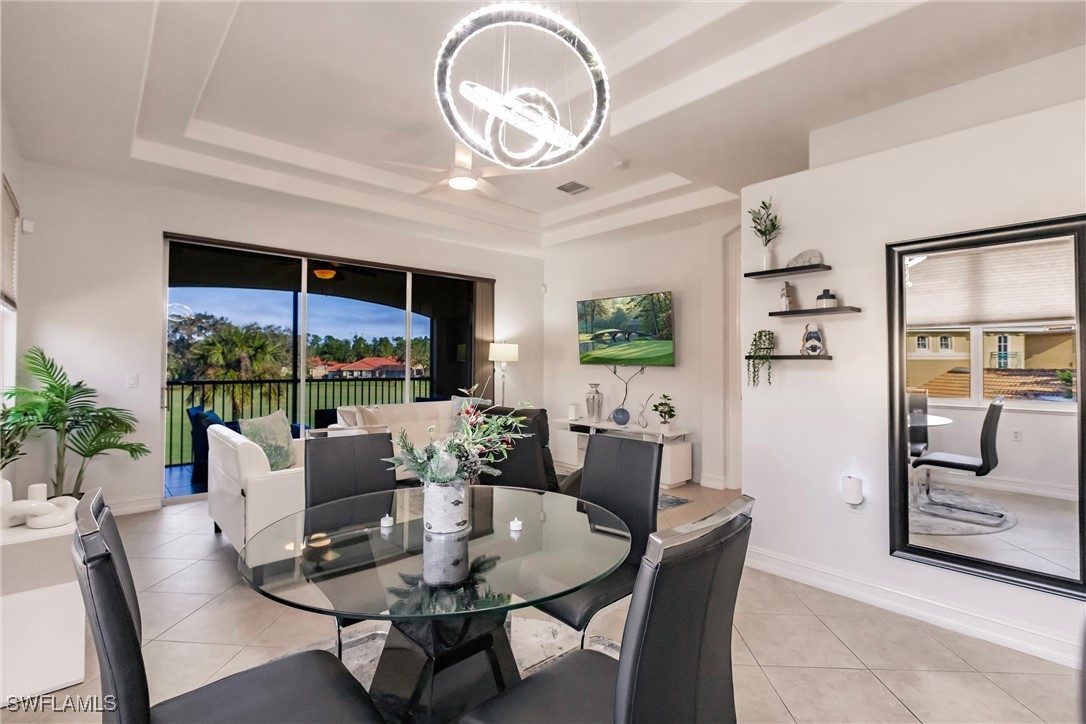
[
  {"x1": 14, "y1": 161, "x2": 544, "y2": 510},
  {"x1": 741, "y1": 100, "x2": 1086, "y2": 666},
  {"x1": 542, "y1": 217, "x2": 740, "y2": 489}
]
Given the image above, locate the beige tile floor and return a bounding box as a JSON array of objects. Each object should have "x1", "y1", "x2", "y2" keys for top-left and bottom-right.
[
  {"x1": 909, "y1": 487, "x2": 1079, "y2": 578},
  {"x1": 14, "y1": 486, "x2": 1081, "y2": 723}
]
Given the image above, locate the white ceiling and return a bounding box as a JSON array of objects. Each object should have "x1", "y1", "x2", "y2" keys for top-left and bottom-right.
[{"x1": 2, "y1": 1, "x2": 1083, "y2": 254}]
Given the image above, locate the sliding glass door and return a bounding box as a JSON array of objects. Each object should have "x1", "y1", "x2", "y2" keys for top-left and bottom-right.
[{"x1": 164, "y1": 239, "x2": 485, "y2": 498}]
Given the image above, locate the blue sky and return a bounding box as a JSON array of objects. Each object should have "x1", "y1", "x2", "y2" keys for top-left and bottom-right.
[{"x1": 169, "y1": 287, "x2": 429, "y2": 340}]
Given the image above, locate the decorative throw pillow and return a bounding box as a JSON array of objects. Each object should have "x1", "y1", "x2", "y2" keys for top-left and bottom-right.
[
  {"x1": 238, "y1": 410, "x2": 295, "y2": 471},
  {"x1": 198, "y1": 410, "x2": 226, "y2": 429}
]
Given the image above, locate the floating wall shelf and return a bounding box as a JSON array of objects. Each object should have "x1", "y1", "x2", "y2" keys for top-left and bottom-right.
[
  {"x1": 769, "y1": 306, "x2": 862, "y2": 318},
  {"x1": 744, "y1": 355, "x2": 833, "y2": 361},
  {"x1": 743, "y1": 264, "x2": 831, "y2": 279}
]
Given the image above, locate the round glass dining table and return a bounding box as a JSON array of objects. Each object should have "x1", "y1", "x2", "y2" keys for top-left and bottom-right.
[
  {"x1": 238, "y1": 485, "x2": 631, "y2": 722},
  {"x1": 908, "y1": 413, "x2": 954, "y2": 427}
]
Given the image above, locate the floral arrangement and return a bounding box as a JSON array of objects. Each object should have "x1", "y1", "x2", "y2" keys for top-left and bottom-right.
[
  {"x1": 388, "y1": 555, "x2": 510, "y2": 614},
  {"x1": 385, "y1": 386, "x2": 530, "y2": 485}
]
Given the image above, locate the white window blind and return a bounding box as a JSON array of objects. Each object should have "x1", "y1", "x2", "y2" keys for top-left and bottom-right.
[
  {"x1": 1, "y1": 178, "x2": 17, "y2": 306},
  {"x1": 905, "y1": 237, "x2": 1075, "y2": 326}
]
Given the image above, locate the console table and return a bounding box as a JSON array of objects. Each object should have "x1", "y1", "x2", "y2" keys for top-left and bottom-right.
[{"x1": 550, "y1": 419, "x2": 694, "y2": 489}]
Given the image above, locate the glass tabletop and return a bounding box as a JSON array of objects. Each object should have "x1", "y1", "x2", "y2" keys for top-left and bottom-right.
[
  {"x1": 908, "y1": 413, "x2": 954, "y2": 427},
  {"x1": 239, "y1": 486, "x2": 631, "y2": 621}
]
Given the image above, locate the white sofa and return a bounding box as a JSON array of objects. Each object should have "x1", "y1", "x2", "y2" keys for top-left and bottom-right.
[
  {"x1": 335, "y1": 400, "x2": 462, "y2": 449},
  {"x1": 207, "y1": 424, "x2": 306, "y2": 553}
]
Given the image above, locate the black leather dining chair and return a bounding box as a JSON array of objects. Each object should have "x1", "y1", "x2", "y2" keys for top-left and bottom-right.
[
  {"x1": 71, "y1": 489, "x2": 383, "y2": 724},
  {"x1": 306, "y1": 432, "x2": 398, "y2": 507},
  {"x1": 463, "y1": 495, "x2": 754, "y2": 724},
  {"x1": 306, "y1": 432, "x2": 399, "y2": 658},
  {"x1": 906, "y1": 387, "x2": 930, "y2": 458},
  {"x1": 536, "y1": 434, "x2": 662, "y2": 643},
  {"x1": 912, "y1": 396, "x2": 1005, "y2": 525}
]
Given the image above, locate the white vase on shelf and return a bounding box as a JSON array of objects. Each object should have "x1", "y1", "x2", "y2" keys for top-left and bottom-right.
[{"x1": 761, "y1": 248, "x2": 777, "y2": 270}]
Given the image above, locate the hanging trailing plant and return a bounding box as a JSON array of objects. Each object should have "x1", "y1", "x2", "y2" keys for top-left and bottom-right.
[{"x1": 747, "y1": 330, "x2": 775, "y2": 387}]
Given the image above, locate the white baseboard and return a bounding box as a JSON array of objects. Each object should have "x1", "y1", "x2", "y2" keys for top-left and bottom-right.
[
  {"x1": 930, "y1": 470, "x2": 1077, "y2": 501},
  {"x1": 747, "y1": 546, "x2": 1083, "y2": 669},
  {"x1": 697, "y1": 473, "x2": 726, "y2": 490},
  {"x1": 109, "y1": 496, "x2": 162, "y2": 516}
]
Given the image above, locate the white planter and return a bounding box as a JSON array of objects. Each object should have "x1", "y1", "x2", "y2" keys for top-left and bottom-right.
[
  {"x1": 423, "y1": 481, "x2": 468, "y2": 534},
  {"x1": 761, "y1": 248, "x2": 777, "y2": 270}
]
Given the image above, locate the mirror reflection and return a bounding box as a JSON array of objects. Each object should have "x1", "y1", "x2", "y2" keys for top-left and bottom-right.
[{"x1": 903, "y1": 235, "x2": 1080, "y2": 580}]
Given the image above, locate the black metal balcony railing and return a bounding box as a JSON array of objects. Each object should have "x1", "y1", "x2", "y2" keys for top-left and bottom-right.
[{"x1": 165, "y1": 377, "x2": 432, "y2": 467}]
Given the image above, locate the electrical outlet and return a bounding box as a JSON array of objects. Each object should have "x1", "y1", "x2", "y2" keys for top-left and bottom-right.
[{"x1": 1011, "y1": 429, "x2": 1022, "y2": 442}]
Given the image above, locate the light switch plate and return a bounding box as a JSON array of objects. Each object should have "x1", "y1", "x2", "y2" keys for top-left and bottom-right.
[{"x1": 126, "y1": 373, "x2": 139, "y2": 388}]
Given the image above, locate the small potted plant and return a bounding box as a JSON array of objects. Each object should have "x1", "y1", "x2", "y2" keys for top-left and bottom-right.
[
  {"x1": 747, "y1": 330, "x2": 775, "y2": 387},
  {"x1": 651, "y1": 394, "x2": 676, "y2": 425},
  {"x1": 749, "y1": 198, "x2": 782, "y2": 270}
]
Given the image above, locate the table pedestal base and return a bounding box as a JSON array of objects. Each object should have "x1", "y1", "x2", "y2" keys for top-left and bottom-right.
[{"x1": 369, "y1": 612, "x2": 520, "y2": 723}]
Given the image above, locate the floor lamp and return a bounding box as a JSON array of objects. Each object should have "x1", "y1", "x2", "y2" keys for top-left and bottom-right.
[{"x1": 488, "y1": 343, "x2": 518, "y2": 406}]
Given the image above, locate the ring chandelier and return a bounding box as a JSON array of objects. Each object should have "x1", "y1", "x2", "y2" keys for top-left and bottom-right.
[{"x1": 434, "y1": 3, "x2": 609, "y2": 170}]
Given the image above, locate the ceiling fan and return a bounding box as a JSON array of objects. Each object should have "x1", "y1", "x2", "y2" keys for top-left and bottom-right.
[{"x1": 385, "y1": 142, "x2": 523, "y2": 200}]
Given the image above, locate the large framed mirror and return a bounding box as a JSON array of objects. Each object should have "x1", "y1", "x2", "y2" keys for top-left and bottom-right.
[{"x1": 888, "y1": 215, "x2": 1085, "y2": 598}]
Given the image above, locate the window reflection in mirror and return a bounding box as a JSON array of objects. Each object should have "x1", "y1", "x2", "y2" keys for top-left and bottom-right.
[{"x1": 903, "y1": 235, "x2": 1080, "y2": 581}]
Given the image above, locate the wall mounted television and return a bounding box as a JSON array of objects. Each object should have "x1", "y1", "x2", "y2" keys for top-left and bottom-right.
[{"x1": 577, "y1": 291, "x2": 675, "y2": 366}]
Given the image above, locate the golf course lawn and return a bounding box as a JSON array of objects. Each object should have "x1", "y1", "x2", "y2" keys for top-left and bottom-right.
[{"x1": 579, "y1": 338, "x2": 674, "y2": 366}]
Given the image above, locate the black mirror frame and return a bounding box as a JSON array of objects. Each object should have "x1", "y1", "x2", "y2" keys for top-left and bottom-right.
[{"x1": 887, "y1": 214, "x2": 1086, "y2": 600}]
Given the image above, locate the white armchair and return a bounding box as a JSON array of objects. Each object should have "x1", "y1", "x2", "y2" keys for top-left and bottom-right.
[{"x1": 207, "y1": 425, "x2": 306, "y2": 553}]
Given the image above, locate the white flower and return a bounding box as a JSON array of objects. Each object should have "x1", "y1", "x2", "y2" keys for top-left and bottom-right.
[{"x1": 433, "y1": 448, "x2": 459, "y2": 478}]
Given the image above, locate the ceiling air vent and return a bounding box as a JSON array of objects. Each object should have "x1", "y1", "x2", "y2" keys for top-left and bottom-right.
[{"x1": 556, "y1": 181, "x2": 591, "y2": 195}]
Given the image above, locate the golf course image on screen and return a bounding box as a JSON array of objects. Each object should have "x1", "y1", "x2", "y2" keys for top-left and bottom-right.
[{"x1": 577, "y1": 291, "x2": 674, "y2": 366}]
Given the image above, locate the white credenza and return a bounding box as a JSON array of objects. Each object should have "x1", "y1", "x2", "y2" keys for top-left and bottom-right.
[
  {"x1": 1, "y1": 522, "x2": 86, "y2": 701},
  {"x1": 550, "y1": 419, "x2": 694, "y2": 489}
]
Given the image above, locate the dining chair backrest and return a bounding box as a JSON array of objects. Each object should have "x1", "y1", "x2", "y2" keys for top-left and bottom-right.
[
  {"x1": 71, "y1": 489, "x2": 151, "y2": 724},
  {"x1": 977, "y1": 396, "x2": 1004, "y2": 476},
  {"x1": 580, "y1": 435, "x2": 662, "y2": 565},
  {"x1": 906, "y1": 387, "x2": 928, "y2": 453},
  {"x1": 614, "y1": 496, "x2": 754, "y2": 723},
  {"x1": 305, "y1": 432, "x2": 397, "y2": 508}
]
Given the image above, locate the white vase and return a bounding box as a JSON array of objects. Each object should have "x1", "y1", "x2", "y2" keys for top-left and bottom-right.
[
  {"x1": 423, "y1": 480, "x2": 469, "y2": 534},
  {"x1": 423, "y1": 530, "x2": 470, "y2": 586},
  {"x1": 761, "y1": 248, "x2": 777, "y2": 270}
]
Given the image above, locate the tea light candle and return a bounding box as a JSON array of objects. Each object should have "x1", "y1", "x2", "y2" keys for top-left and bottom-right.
[
  {"x1": 567, "y1": 403, "x2": 579, "y2": 420},
  {"x1": 380, "y1": 514, "x2": 394, "y2": 528},
  {"x1": 28, "y1": 484, "x2": 47, "y2": 502},
  {"x1": 509, "y1": 517, "x2": 523, "y2": 531}
]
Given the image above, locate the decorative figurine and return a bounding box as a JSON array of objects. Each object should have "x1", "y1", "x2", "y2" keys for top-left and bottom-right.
[
  {"x1": 780, "y1": 281, "x2": 795, "y2": 311},
  {"x1": 786, "y1": 249, "x2": 824, "y2": 267},
  {"x1": 801, "y1": 324, "x2": 825, "y2": 356}
]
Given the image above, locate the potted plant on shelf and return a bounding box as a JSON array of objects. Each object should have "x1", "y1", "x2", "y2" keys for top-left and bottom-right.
[
  {"x1": 747, "y1": 330, "x2": 775, "y2": 387},
  {"x1": 749, "y1": 198, "x2": 782, "y2": 270},
  {"x1": 386, "y1": 387, "x2": 528, "y2": 533},
  {"x1": 651, "y1": 394, "x2": 676, "y2": 425},
  {"x1": 4, "y1": 347, "x2": 151, "y2": 498}
]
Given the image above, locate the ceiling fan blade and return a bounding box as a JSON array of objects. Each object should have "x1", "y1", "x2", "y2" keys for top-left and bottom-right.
[
  {"x1": 475, "y1": 178, "x2": 503, "y2": 199},
  {"x1": 478, "y1": 165, "x2": 527, "y2": 178},
  {"x1": 454, "y1": 142, "x2": 474, "y2": 171},
  {"x1": 384, "y1": 160, "x2": 448, "y2": 174},
  {"x1": 415, "y1": 180, "x2": 449, "y2": 196}
]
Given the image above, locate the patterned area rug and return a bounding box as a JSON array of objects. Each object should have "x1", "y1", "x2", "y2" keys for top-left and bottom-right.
[
  {"x1": 909, "y1": 487, "x2": 1018, "y2": 535},
  {"x1": 658, "y1": 493, "x2": 691, "y2": 512}
]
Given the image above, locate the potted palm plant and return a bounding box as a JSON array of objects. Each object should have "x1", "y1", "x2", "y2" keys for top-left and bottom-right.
[{"x1": 5, "y1": 347, "x2": 150, "y2": 497}]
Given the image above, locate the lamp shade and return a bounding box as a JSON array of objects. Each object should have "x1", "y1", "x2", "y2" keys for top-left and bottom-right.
[{"x1": 488, "y1": 343, "x2": 519, "y2": 363}]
